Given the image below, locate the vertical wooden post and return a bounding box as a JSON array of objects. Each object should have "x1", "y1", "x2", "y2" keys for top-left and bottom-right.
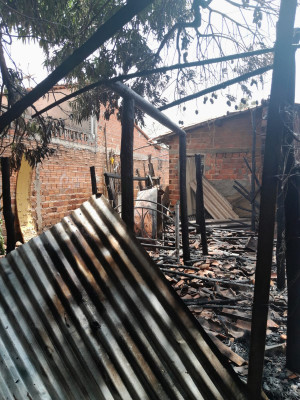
[
  {"x1": 276, "y1": 189, "x2": 286, "y2": 289},
  {"x1": 284, "y1": 28, "x2": 299, "y2": 372},
  {"x1": 195, "y1": 154, "x2": 208, "y2": 255},
  {"x1": 276, "y1": 29, "x2": 298, "y2": 291},
  {"x1": 179, "y1": 133, "x2": 190, "y2": 262},
  {"x1": 104, "y1": 173, "x2": 116, "y2": 208},
  {"x1": 247, "y1": 2, "x2": 297, "y2": 398},
  {"x1": 121, "y1": 96, "x2": 135, "y2": 230},
  {"x1": 1, "y1": 157, "x2": 15, "y2": 253},
  {"x1": 285, "y1": 165, "x2": 300, "y2": 372},
  {"x1": 90, "y1": 166, "x2": 97, "y2": 195},
  {"x1": 250, "y1": 109, "x2": 257, "y2": 232}
]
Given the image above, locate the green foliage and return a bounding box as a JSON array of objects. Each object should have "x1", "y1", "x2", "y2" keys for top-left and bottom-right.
[{"x1": 0, "y1": 0, "x2": 279, "y2": 128}]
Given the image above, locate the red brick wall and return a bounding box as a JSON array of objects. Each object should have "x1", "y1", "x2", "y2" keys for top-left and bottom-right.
[
  {"x1": 165, "y1": 109, "x2": 263, "y2": 211},
  {"x1": 0, "y1": 98, "x2": 168, "y2": 241},
  {"x1": 99, "y1": 113, "x2": 169, "y2": 198}
]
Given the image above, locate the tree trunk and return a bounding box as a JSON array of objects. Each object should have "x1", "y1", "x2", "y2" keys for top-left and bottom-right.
[{"x1": 1, "y1": 157, "x2": 15, "y2": 253}]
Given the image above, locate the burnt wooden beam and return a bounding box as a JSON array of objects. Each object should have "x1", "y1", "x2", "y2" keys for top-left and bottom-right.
[
  {"x1": 1, "y1": 157, "x2": 15, "y2": 253},
  {"x1": 247, "y1": 1, "x2": 298, "y2": 398},
  {"x1": 121, "y1": 96, "x2": 135, "y2": 230},
  {"x1": 250, "y1": 109, "x2": 257, "y2": 231},
  {"x1": 104, "y1": 172, "x2": 157, "y2": 182},
  {"x1": 104, "y1": 173, "x2": 116, "y2": 208},
  {"x1": 107, "y1": 82, "x2": 186, "y2": 137},
  {"x1": 136, "y1": 169, "x2": 143, "y2": 191},
  {"x1": 276, "y1": 29, "x2": 299, "y2": 292},
  {"x1": 243, "y1": 156, "x2": 261, "y2": 188},
  {"x1": 179, "y1": 134, "x2": 190, "y2": 262},
  {"x1": 276, "y1": 187, "x2": 286, "y2": 290},
  {"x1": 107, "y1": 81, "x2": 190, "y2": 262},
  {"x1": 284, "y1": 28, "x2": 300, "y2": 371},
  {"x1": 285, "y1": 165, "x2": 300, "y2": 372},
  {"x1": 195, "y1": 154, "x2": 208, "y2": 255},
  {"x1": 90, "y1": 166, "x2": 97, "y2": 195}
]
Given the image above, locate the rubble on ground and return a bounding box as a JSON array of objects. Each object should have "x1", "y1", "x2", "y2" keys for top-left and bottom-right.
[{"x1": 146, "y1": 226, "x2": 300, "y2": 400}]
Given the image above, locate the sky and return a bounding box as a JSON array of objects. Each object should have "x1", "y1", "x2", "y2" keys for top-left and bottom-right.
[{"x1": 5, "y1": 2, "x2": 300, "y2": 137}]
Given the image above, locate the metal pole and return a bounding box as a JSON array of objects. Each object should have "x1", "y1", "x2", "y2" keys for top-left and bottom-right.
[
  {"x1": 195, "y1": 154, "x2": 208, "y2": 255},
  {"x1": 121, "y1": 96, "x2": 135, "y2": 230},
  {"x1": 247, "y1": 2, "x2": 297, "y2": 398}
]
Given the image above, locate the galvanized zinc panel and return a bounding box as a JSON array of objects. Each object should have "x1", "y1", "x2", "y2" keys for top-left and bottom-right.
[{"x1": 0, "y1": 196, "x2": 250, "y2": 399}]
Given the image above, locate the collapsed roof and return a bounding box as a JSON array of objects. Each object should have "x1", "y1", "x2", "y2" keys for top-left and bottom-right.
[{"x1": 0, "y1": 196, "x2": 257, "y2": 399}]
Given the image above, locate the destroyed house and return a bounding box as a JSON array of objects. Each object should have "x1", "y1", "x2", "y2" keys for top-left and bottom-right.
[
  {"x1": 155, "y1": 106, "x2": 300, "y2": 219},
  {"x1": 0, "y1": 86, "x2": 169, "y2": 242}
]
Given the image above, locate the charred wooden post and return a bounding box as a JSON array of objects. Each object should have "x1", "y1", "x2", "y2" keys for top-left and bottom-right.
[
  {"x1": 106, "y1": 82, "x2": 190, "y2": 259},
  {"x1": 148, "y1": 154, "x2": 155, "y2": 176},
  {"x1": 90, "y1": 166, "x2": 97, "y2": 195},
  {"x1": 284, "y1": 28, "x2": 299, "y2": 371},
  {"x1": 1, "y1": 157, "x2": 15, "y2": 253},
  {"x1": 121, "y1": 96, "x2": 135, "y2": 230},
  {"x1": 247, "y1": 2, "x2": 297, "y2": 398},
  {"x1": 179, "y1": 133, "x2": 190, "y2": 262},
  {"x1": 276, "y1": 29, "x2": 298, "y2": 291},
  {"x1": 195, "y1": 154, "x2": 208, "y2": 255},
  {"x1": 276, "y1": 187, "x2": 286, "y2": 290},
  {"x1": 250, "y1": 109, "x2": 257, "y2": 231},
  {"x1": 285, "y1": 165, "x2": 300, "y2": 372},
  {"x1": 104, "y1": 173, "x2": 116, "y2": 208},
  {"x1": 136, "y1": 169, "x2": 143, "y2": 191}
]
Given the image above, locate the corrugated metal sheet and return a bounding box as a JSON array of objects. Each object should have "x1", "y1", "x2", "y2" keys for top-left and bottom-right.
[
  {"x1": 0, "y1": 196, "x2": 250, "y2": 400},
  {"x1": 190, "y1": 177, "x2": 239, "y2": 220}
]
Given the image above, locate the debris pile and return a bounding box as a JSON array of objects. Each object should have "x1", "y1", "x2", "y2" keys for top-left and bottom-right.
[{"x1": 147, "y1": 227, "x2": 300, "y2": 400}]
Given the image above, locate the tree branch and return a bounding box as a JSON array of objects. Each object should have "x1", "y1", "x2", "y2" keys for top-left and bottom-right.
[
  {"x1": 159, "y1": 64, "x2": 273, "y2": 111},
  {"x1": 33, "y1": 46, "x2": 274, "y2": 118},
  {"x1": 0, "y1": 36, "x2": 17, "y2": 107},
  {"x1": 154, "y1": 0, "x2": 202, "y2": 62},
  {"x1": 0, "y1": 0, "x2": 154, "y2": 133}
]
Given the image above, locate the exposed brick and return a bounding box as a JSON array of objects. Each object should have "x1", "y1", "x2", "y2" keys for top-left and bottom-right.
[{"x1": 0, "y1": 91, "x2": 169, "y2": 241}]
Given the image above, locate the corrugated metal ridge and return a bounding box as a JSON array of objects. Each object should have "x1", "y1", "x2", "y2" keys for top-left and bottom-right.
[
  {"x1": 0, "y1": 196, "x2": 250, "y2": 399},
  {"x1": 190, "y1": 178, "x2": 238, "y2": 220}
]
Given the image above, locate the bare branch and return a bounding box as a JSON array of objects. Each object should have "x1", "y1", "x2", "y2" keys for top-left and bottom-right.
[
  {"x1": 159, "y1": 64, "x2": 273, "y2": 111},
  {"x1": 33, "y1": 46, "x2": 274, "y2": 118}
]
